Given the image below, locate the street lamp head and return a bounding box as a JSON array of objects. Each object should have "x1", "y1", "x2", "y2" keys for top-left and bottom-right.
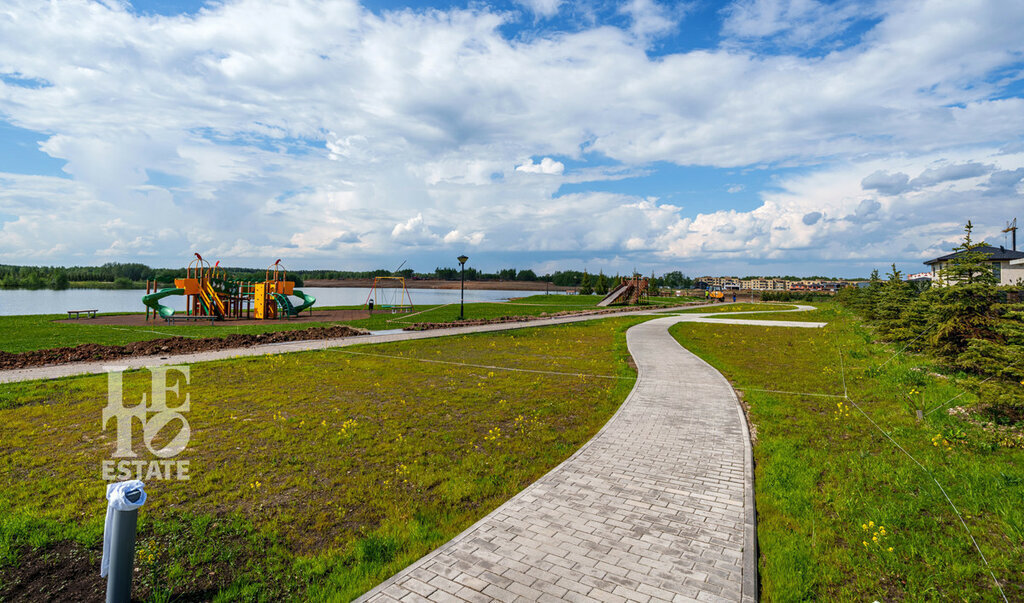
[{"x1": 457, "y1": 255, "x2": 469, "y2": 265}]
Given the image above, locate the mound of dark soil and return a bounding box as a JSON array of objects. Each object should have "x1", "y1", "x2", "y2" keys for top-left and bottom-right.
[{"x1": 0, "y1": 325, "x2": 368, "y2": 370}]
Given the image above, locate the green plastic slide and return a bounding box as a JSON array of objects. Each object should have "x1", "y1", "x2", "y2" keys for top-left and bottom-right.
[
  {"x1": 272, "y1": 290, "x2": 316, "y2": 316},
  {"x1": 141, "y1": 287, "x2": 184, "y2": 318},
  {"x1": 292, "y1": 289, "x2": 316, "y2": 314}
]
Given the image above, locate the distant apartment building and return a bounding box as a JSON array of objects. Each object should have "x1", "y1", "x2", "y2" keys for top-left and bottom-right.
[
  {"x1": 786, "y1": 279, "x2": 846, "y2": 292},
  {"x1": 739, "y1": 278, "x2": 788, "y2": 290},
  {"x1": 697, "y1": 276, "x2": 847, "y2": 291},
  {"x1": 696, "y1": 276, "x2": 741, "y2": 289}
]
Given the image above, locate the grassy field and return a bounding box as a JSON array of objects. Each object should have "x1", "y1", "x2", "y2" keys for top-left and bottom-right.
[
  {"x1": 343, "y1": 294, "x2": 700, "y2": 330},
  {"x1": 0, "y1": 316, "x2": 643, "y2": 601},
  {"x1": 671, "y1": 302, "x2": 795, "y2": 314},
  {"x1": 0, "y1": 313, "x2": 361, "y2": 354},
  {"x1": 0, "y1": 294, "x2": 699, "y2": 354},
  {"x1": 704, "y1": 305, "x2": 833, "y2": 322},
  {"x1": 670, "y1": 303, "x2": 1024, "y2": 600}
]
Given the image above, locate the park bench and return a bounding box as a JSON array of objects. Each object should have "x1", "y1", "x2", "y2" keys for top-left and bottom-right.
[
  {"x1": 67, "y1": 309, "x2": 98, "y2": 319},
  {"x1": 164, "y1": 315, "x2": 217, "y2": 326}
]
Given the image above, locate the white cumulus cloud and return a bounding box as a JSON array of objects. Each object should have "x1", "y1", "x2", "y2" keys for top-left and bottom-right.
[{"x1": 515, "y1": 157, "x2": 565, "y2": 175}]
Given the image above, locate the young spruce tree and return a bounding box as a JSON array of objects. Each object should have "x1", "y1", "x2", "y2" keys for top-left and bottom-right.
[
  {"x1": 924, "y1": 221, "x2": 1000, "y2": 358},
  {"x1": 595, "y1": 271, "x2": 608, "y2": 296},
  {"x1": 579, "y1": 271, "x2": 594, "y2": 295}
]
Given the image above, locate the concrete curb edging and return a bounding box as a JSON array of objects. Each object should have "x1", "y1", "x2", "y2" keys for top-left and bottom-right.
[{"x1": 738, "y1": 402, "x2": 759, "y2": 603}]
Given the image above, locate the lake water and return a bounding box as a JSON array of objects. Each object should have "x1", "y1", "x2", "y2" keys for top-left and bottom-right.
[{"x1": 0, "y1": 287, "x2": 563, "y2": 317}]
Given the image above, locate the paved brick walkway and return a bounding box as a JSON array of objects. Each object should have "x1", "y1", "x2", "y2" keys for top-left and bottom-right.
[{"x1": 358, "y1": 313, "x2": 824, "y2": 603}]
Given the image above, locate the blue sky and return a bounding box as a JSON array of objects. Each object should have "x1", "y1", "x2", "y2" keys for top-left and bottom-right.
[{"x1": 1, "y1": 0, "x2": 1023, "y2": 278}]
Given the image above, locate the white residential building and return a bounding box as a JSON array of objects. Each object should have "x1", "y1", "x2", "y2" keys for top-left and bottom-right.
[{"x1": 924, "y1": 245, "x2": 1024, "y2": 286}]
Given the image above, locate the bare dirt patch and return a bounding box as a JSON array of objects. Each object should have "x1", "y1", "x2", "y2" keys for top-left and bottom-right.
[
  {"x1": 56, "y1": 308, "x2": 370, "y2": 327},
  {"x1": 0, "y1": 541, "x2": 104, "y2": 603},
  {"x1": 0, "y1": 325, "x2": 368, "y2": 369}
]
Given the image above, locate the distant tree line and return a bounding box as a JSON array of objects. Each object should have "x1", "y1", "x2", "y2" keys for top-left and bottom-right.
[
  {"x1": 0, "y1": 263, "x2": 154, "y2": 290},
  {"x1": 837, "y1": 221, "x2": 1023, "y2": 420},
  {"x1": 572, "y1": 270, "x2": 694, "y2": 296},
  {"x1": 1, "y1": 262, "x2": 698, "y2": 292}
]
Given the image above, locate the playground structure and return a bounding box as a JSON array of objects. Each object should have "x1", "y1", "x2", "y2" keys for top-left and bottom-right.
[
  {"x1": 364, "y1": 276, "x2": 413, "y2": 312},
  {"x1": 597, "y1": 274, "x2": 649, "y2": 307},
  {"x1": 142, "y1": 255, "x2": 315, "y2": 322}
]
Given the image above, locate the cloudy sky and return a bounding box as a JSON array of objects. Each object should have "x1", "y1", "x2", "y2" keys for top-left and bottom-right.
[{"x1": 1, "y1": 0, "x2": 1022, "y2": 277}]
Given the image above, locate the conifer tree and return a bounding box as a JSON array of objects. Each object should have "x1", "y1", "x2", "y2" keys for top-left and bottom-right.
[
  {"x1": 835, "y1": 221, "x2": 1023, "y2": 417},
  {"x1": 579, "y1": 271, "x2": 593, "y2": 295},
  {"x1": 939, "y1": 221, "x2": 999, "y2": 286},
  {"x1": 957, "y1": 299, "x2": 1024, "y2": 388},
  {"x1": 875, "y1": 264, "x2": 914, "y2": 336},
  {"x1": 595, "y1": 271, "x2": 608, "y2": 295},
  {"x1": 926, "y1": 222, "x2": 999, "y2": 357},
  {"x1": 856, "y1": 268, "x2": 884, "y2": 319}
]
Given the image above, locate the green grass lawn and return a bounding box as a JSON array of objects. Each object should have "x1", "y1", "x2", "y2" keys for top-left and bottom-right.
[
  {"x1": 670, "y1": 303, "x2": 1024, "y2": 601},
  {"x1": 0, "y1": 313, "x2": 365, "y2": 354},
  {"x1": 0, "y1": 316, "x2": 643, "y2": 601},
  {"x1": 337, "y1": 294, "x2": 613, "y2": 331},
  {"x1": 704, "y1": 304, "x2": 835, "y2": 322},
  {"x1": 672, "y1": 302, "x2": 795, "y2": 314},
  {"x1": 0, "y1": 294, "x2": 698, "y2": 354},
  {"x1": 0, "y1": 297, "x2": 587, "y2": 354}
]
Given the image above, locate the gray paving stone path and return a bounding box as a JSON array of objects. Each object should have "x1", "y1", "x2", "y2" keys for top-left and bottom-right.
[{"x1": 357, "y1": 310, "x2": 824, "y2": 603}]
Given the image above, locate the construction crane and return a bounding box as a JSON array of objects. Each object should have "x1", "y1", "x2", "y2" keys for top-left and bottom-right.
[{"x1": 1003, "y1": 218, "x2": 1017, "y2": 251}]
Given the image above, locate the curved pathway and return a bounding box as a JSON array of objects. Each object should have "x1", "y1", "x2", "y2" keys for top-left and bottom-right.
[{"x1": 358, "y1": 310, "x2": 823, "y2": 603}]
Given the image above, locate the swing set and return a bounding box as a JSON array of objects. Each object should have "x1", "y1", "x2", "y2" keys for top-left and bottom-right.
[{"x1": 365, "y1": 276, "x2": 413, "y2": 312}]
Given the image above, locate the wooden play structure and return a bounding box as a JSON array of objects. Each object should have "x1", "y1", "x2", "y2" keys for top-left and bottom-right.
[
  {"x1": 143, "y1": 254, "x2": 315, "y2": 322},
  {"x1": 596, "y1": 274, "x2": 649, "y2": 307},
  {"x1": 364, "y1": 276, "x2": 413, "y2": 311}
]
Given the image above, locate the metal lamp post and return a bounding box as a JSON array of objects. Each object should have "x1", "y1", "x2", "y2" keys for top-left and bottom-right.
[{"x1": 457, "y1": 255, "x2": 468, "y2": 320}]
